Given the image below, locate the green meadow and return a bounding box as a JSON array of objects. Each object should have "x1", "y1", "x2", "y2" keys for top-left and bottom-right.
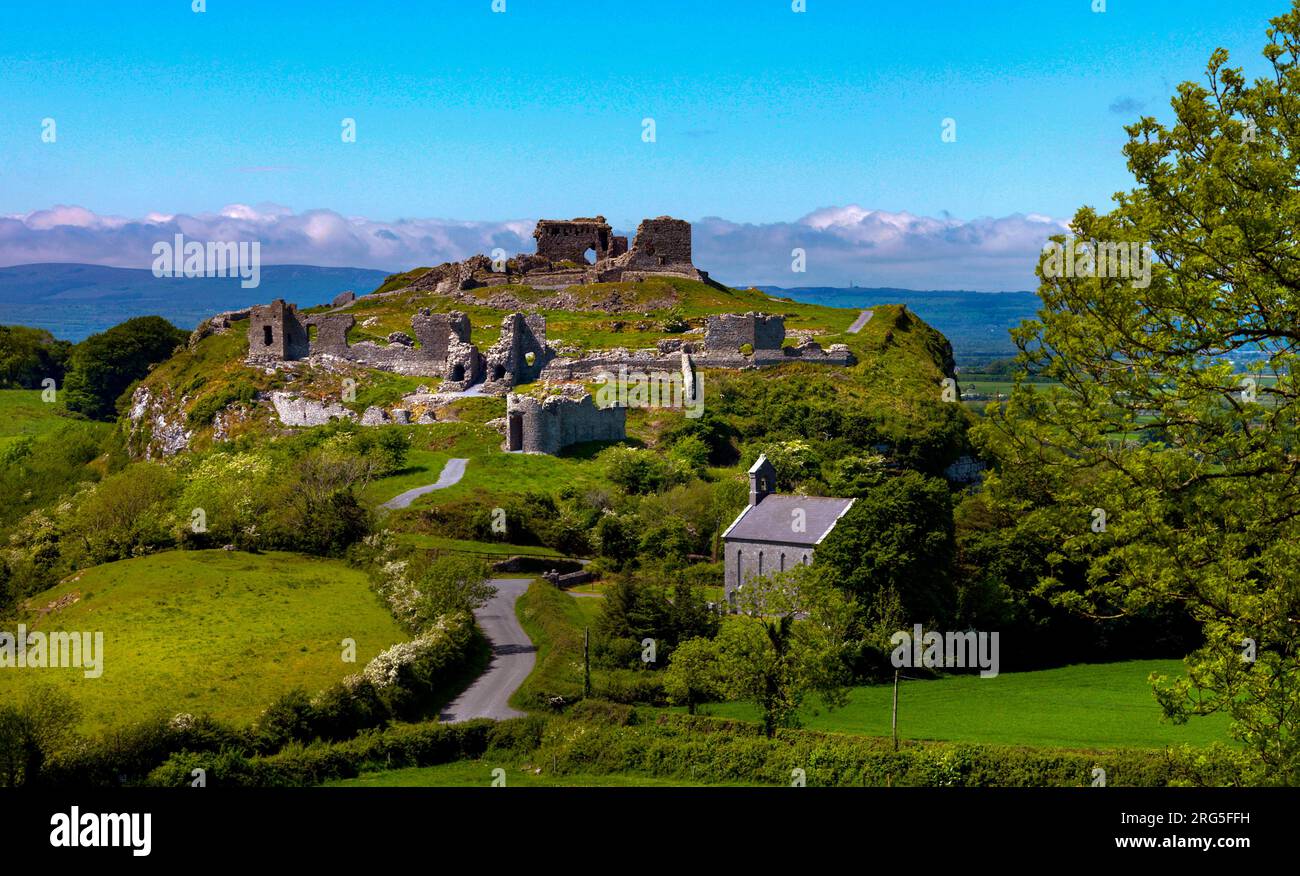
[
  {"x1": 686, "y1": 659, "x2": 1230, "y2": 749},
  {"x1": 0, "y1": 388, "x2": 113, "y2": 456},
  {"x1": 0, "y1": 550, "x2": 408, "y2": 732}
]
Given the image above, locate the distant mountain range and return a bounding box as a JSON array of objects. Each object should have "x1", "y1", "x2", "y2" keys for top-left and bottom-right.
[
  {"x1": 762, "y1": 286, "x2": 1042, "y2": 366},
  {"x1": 0, "y1": 263, "x2": 391, "y2": 342},
  {"x1": 0, "y1": 265, "x2": 1040, "y2": 365}
]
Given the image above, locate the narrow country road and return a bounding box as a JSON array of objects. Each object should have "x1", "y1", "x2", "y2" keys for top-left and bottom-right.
[
  {"x1": 847, "y1": 309, "x2": 873, "y2": 333},
  {"x1": 379, "y1": 457, "x2": 468, "y2": 509},
  {"x1": 440, "y1": 578, "x2": 536, "y2": 723}
]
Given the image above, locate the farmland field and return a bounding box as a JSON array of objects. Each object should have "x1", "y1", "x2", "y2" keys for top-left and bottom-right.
[
  {"x1": 683, "y1": 659, "x2": 1230, "y2": 749},
  {"x1": 0, "y1": 549, "x2": 409, "y2": 732}
]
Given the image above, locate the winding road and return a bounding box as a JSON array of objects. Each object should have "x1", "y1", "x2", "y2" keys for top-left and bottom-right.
[
  {"x1": 439, "y1": 578, "x2": 536, "y2": 723},
  {"x1": 379, "y1": 457, "x2": 468, "y2": 509}
]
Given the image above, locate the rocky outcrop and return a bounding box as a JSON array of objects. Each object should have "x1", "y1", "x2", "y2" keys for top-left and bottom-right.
[
  {"x1": 127, "y1": 385, "x2": 192, "y2": 459},
  {"x1": 270, "y1": 391, "x2": 356, "y2": 427}
]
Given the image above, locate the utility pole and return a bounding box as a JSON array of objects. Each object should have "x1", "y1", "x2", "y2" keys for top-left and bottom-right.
[
  {"x1": 891, "y1": 669, "x2": 900, "y2": 751},
  {"x1": 583, "y1": 627, "x2": 591, "y2": 697}
]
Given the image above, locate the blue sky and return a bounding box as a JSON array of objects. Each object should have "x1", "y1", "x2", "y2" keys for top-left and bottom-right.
[{"x1": 0, "y1": 0, "x2": 1290, "y2": 287}]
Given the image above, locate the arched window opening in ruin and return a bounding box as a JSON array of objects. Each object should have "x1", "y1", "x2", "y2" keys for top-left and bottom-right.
[
  {"x1": 583, "y1": 247, "x2": 597, "y2": 265},
  {"x1": 492, "y1": 364, "x2": 506, "y2": 381},
  {"x1": 263, "y1": 325, "x2": 273, "y2": 346},
  {"x1": 450, "y1": 363, "x2": 465, "y2": 382},
  {"x1": 524, "y1": 351, "x2": 536, "y2": 367}
]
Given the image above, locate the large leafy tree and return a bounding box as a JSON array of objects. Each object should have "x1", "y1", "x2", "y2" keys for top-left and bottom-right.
[
  {"x1": 62, "y1": 316, "x2": 187, "y2": 420},
  {"x1": 815, "y1": 470, "x2": 956, "y2": 624},
  {"x1": 0, "y1": 325, "x2": 71, "y2": 389},
  {"x1": 976, "y1": 3, "x2": 1300, "y2": 784},
  {"x1": 721, "y1": 565, "x2": 855, "y2": 736}
]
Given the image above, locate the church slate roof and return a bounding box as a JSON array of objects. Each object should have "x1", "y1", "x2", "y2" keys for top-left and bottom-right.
[{"x1": 721, "y1": 494, "x2": 855, "y2": 547}]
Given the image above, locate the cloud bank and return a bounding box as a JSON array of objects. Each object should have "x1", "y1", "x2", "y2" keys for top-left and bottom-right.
[{"x1": 0, "y1": 204, "x2": 1067, "y2": 291}]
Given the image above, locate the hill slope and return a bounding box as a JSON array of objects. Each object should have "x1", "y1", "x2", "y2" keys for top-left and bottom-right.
[{"x1": 0, "y1": 550, "x2": 408, "y2": 732}]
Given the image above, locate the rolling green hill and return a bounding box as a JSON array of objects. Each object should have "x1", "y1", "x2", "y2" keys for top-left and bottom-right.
[{"x1": 0, "y1": 549, "x2": 408, "y2": 732}]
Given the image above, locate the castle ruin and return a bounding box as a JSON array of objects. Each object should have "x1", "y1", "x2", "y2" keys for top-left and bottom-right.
[
  {"x1": 225, "y1": 213, "x2": 853, "y2": 450},
  {"x1": 410, "y1": 215, "x2": 713, "y2": 295},
  {"x1": 505, "y1": 389, "x2": 627, "y2": 455}
]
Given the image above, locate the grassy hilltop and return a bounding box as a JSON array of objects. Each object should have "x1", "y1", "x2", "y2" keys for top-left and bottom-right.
[{"x1": 0, "y1": 271, "x2": 1235, "y2": 789}]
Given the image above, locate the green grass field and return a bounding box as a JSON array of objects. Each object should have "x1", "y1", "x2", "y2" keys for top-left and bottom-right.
[
  {"x1": 0, "y1": 389, "x2": 72, "y2": 449},
  {"x1": 360, "y1": 441, "x2": 451, "y2": 505},
  {"x1": 0, "y1": 549, "x2": 409, "y2": 732},
  {"x1": 363, "y1": 419, "x2": 612, "y2": 511},
  {"x1": 685, "y1": 660, "x2": 1230, "y2": 749},
  {"x1": 0, "y1": 388, "x2": 113, "y2": 459},
  {"x1": 567, "y1": 592, "x2": 604, "y2": 627},
  {"x1": 324, "y1": 759, "x2": 753, "y2": 787},
  {"x1": 395, "y1": 534, "x2": 565, "y2": 558}
]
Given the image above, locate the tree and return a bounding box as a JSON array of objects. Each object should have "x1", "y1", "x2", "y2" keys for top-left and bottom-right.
[
  {"x1": 62, "y1": 316, "x2": 187, "y2": 420},
  {"x1": 825, "y1": 454, "x2": 889, "y2": 498},
  {"x1": 601, "y1": 446, "x2": 672, "y2": 494},
  {"x1": 663, "y1": 636, "x2": 724, "y2": 715},
  {"x1": 815, "y1": 470, "x2": 956, "y2": 623},
  {"x1": 0, "y1": 685, "x2": 80, "y2": 787},
  {"x1": 0, "y1": 325, "x2": 71, "y2": 389},
  {"x1": 975, "y1": 3, "x2": 1300, "y2": 783},
  {"x1": 720, "y1": 564, "x2": 855, "y2": 736},
  {"x1": 752, "y1": 440, "x2": 822, "y2": 491},
  {"x1": 410, "y1": 554, "x2": 496, "y2": 625}
]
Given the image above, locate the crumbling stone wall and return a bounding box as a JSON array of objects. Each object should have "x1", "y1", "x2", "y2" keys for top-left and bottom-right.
[
  {"x1": 248, "y1": 300, "x2": 309, "y2": 362},
  {"x1": 534, "y1": 217, "x2": 616, "y2": 264},
  {"x1": 400, "y1": 214, "x2": 717, "y2": 293},
  {"x1": 484, "y1": 313, "x2": 552, "y2": 391},
  {"x1": 623, "y1": 216, "x2": 693, "y2": 269},
  {"x1": 303, "y1": 313, "x2": 354, "y2": 353},
  {"x1": 505, "y1": 389, "x2": 626, "y2": 454},
  {"x1": 705, "y1": 312, "x2": 785, "y2": 355},
  {"x1": 249, "y1": 303, "x2": 490, "y2": 381},
  {"x1": 411, "y1": 309, "x2": 469, "y2": 362}
]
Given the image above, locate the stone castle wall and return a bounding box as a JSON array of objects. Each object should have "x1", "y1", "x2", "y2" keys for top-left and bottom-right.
[
  {"x1": 534, "y1": 217, "x2": 617, "y2": 264},
  {"x1": 248, "y1": 300, "x2": 309, "y2": 361},
  {"x1": 505, "y1": 390, "x2": 627, "y2": 454},
  {"x1": 705, "y1": 312, "x2": 784, "y2": 354},
  {"x1": 405, "y1": 214, "x2": 715, "y2": 294}
]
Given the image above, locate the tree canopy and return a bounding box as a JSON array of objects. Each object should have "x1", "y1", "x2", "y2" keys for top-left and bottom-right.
[
  {"x1": 62, "y1": 316, "x2": 187, "y2": 420},
  {"x1": 975, "y1": 2, "x2": 1300, "y2": 784}
]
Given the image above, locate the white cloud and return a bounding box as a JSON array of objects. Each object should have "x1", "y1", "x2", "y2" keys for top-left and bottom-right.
[{"x1": 0, "y1": 204, "x2": 1068, "y2": 290}]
